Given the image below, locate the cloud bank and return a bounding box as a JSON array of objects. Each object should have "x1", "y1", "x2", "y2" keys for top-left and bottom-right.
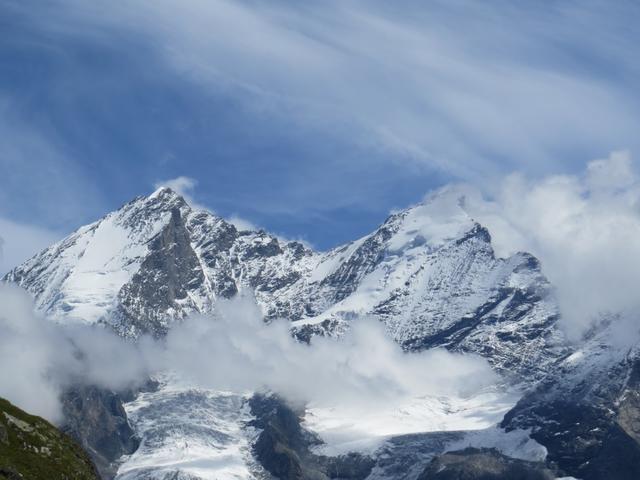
[
  {"x1": 0, "y1": 285, "x2": 496, "y2": 423},
  {"x1": 0, "y1": 284, "x2": 150, "y2": 422},
  {"x1": 155, "y1": 296, "x2": 495, "y2": 407}
]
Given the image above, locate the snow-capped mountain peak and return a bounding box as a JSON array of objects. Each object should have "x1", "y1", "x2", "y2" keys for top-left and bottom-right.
[
  {"x1": 3, "y1": 190, "x2": 185, "y2": 326},
  {"x1": 5, "y1": 188, "x2": 565, "y2": 381},
  {"x1": 385, "y1": 187, "x2": 477, "y2": 253}
]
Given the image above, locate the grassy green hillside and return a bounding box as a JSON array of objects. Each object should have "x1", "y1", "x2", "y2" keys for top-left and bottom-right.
[{"x1": 0, "y1": 397, "x2": 98, "y2": 480}]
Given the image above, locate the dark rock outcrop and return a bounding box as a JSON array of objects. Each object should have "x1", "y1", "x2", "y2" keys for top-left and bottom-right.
[
  {"x1": 117, "y1": 207, "x2": 205, "y2": 337},
  {"x1": 502, "y1": 349, "x2": 640, "y2": 480},
  {"x1": 249, "y1": 394, "x2": 374, "y2": 480},
  {"x1": 417, "y1": 448, "x2": 555, "y2": 480},
  {"x1": 61, "y1": 386, "x2": 139, "y2": 480}
]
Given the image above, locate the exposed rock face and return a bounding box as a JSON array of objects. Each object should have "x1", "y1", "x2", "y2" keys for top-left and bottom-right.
[
  {"x1": 61, "y1": 386, "x2": 139, "y2": 480},
  {"x1": 116, "y1": 207, "x2": 205, "y2": 337},
  {"x1": 502, "y1": 323, "x2": 640, "y2": 480},
  {"x1": 249, "y1": 394, "x2": 374, "y2": 480},
  {"x1": 417, "y1": 448, "x2": 555, "y2": 480},
  {"x1": 0, "y1": 396, "x2": 99, "y2": 480}
]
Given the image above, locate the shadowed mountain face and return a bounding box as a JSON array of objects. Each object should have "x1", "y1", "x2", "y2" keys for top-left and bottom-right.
[
  {"x1": 60, "y1": 386, "x2": 140, "y2": 480},
  {"x1": 3, "y1": 187, "x2": 565, "y2": 381}
]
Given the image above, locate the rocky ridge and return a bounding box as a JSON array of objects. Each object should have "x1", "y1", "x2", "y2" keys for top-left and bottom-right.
[{"x1": 4, "y1": 186, "x2": 566, "y2": 381}]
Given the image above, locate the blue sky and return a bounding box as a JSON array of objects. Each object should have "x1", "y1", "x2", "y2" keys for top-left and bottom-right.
[{"x1": 1, "y1": 0, "x2": 640, "y2": 271}]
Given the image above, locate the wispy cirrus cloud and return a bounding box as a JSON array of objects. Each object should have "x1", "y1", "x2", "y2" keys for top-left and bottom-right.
[
  {"x1": 1, "y1": 0, "x2": 639, "y2": 248},
  {"x1": 0, "y1": 98, "x2": 98, "y2": 273},
  {"x1": 66, "y1": 0, "x2": 640, "y2": 180}
]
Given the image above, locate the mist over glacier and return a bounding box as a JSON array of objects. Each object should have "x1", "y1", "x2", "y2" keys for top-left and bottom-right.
[{"x1": 0, "y1": 284, "x2": 497, "y2": 423}]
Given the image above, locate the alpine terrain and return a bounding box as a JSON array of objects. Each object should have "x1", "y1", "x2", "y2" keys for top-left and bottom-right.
[{"x1": 3, "y1": 187, "x2": 639, "y2": 479}]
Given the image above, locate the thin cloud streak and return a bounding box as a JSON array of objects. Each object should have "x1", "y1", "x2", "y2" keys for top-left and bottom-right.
[{"x1": 67, "y1": 0, "x2": 640, "y2": 180}]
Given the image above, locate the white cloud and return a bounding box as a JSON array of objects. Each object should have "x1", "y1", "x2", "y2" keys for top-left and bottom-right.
[
  {"x1": 458, "y1": 150, "x2": 640, "y2": 341},
  {"x1": 586, "y1": 150, "x2": 636, "y2": 191},
  {"x1": 153, "y1": 176, "x2": 206, "y2": 210},
  {"x1": 153, "y1": 175, "x2": 197, "y2": 196},
  {"x1": 152, "y1": 295, "x2": 496, "y2": 408},
  {"x1": 0, "y1": 284, "x2": 150, "y2": 421}
]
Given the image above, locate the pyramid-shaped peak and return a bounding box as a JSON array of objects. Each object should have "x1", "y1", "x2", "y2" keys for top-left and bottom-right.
[
  {"x1": 136, "y1": 186, "x2": 190, "y2": 213},
  {"x1": 148, "y1": 186, "x2": 185, "y2": 202},
  {"x1": 383, "y1": 185, "x2": 477, "y2": 251}
]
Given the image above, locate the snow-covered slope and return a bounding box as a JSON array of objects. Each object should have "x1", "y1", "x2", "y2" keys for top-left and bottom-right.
[
  {"x1": 3, "y1": 190, "x2": 176, "y2": 326},
  {"x1": 4, "y1": 188, "x2": 317, "y2": 337},
  {"x1": 303, "y1": 387, "x2": 520, "y2": 456}
]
